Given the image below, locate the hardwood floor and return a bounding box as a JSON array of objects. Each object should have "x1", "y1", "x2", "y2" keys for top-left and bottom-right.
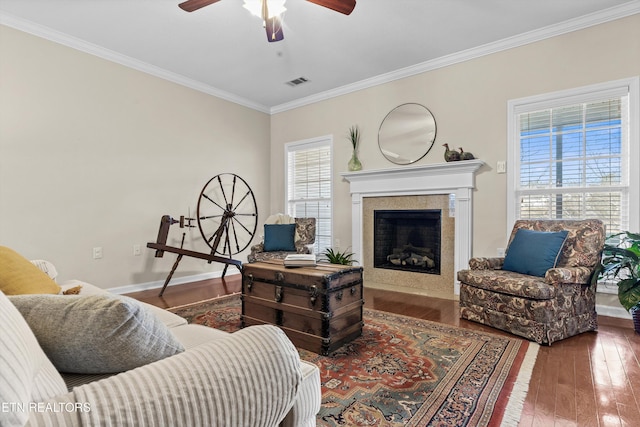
[{"x1": 127, "y1": 275, "x2": 640, "y2": 427}]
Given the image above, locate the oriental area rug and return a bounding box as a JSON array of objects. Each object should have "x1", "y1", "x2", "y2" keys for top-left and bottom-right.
[{"x1": 169, "y1": 294, "x2": 538, "y2": 427}]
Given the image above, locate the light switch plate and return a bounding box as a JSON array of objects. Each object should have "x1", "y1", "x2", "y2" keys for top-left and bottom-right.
[{"x1": 497, "y1": 161, "x2": 506, "y2": 174}]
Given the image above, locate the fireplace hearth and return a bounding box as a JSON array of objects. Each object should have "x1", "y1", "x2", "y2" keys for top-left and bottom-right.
[{"x1": 374, "y1": 209, "x2": 441, "y2": 274}]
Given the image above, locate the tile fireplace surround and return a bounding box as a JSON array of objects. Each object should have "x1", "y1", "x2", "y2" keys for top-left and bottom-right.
[{"x1": 341, "y1": 160, "x2": 484, "y2": 297}]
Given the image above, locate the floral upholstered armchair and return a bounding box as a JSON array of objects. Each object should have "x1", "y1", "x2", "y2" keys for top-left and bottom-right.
[
  {"x1": 247, "y1": 215, "x2": 316, "y2": 263},
  {"x1": 457, "y1": 219, "x2": 605, "y2": 345}
]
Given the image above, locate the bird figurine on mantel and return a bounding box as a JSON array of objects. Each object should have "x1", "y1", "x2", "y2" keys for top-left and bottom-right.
[
  {"x1": 443, "y1": 143, "x2": 460, "y2": 162},
  {"x1": 458, "y1": 147, "x2": 475, "y2": 160}
]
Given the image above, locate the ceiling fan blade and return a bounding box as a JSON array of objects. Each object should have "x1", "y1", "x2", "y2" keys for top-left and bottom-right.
[
  {"x1": 306, "y1": 0, "x2": 356, "y2": 15},
  {"x1": 265, "y1": 16, "x2": 284, "y2": 42},
  {"x1": 178, "y1": 0, "x2": 221, "y2": 12}
]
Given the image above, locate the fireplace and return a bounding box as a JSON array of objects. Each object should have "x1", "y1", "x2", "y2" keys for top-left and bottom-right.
[
  {"x1": 374, "y1": 209, "x2": 441, "y2": 274},
  {"x1": 341, "y1": 161, "x2": 483, "y2": 297}
]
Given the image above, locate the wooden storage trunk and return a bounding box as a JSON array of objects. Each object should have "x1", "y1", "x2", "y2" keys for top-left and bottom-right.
[{"x1": 242, "y1": 261, "x2": 364, "y2": 355}]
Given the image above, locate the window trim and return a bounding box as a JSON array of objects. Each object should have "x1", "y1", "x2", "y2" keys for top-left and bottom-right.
[
  {"x1": 284, "y1": 134, "x2": 334, "y2": 253},
  {"x1": 506, "y1": 77, "x2": 640, "y2": 238}
]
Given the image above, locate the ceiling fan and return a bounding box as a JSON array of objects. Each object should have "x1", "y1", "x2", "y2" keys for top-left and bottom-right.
[{"x1": 178, "y1": 0, "x2": 356, "y2": 42}]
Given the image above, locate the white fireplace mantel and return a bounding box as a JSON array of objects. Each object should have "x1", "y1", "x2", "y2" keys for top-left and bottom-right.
[{"x1": 340, "y1": 160, "x2": 484, "y2": 295}]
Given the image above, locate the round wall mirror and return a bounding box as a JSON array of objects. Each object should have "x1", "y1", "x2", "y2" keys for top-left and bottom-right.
[{"x1": 378, "y1": 103, "x2": 437, "y2": 165}]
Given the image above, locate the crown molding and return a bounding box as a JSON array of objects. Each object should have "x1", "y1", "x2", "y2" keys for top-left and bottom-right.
[
  {"x1": 0, "y1": 12, "x2": 271, "y2": 114},
  {"x1": 2, "y1": 1, "x2": 639, "y2": 116},
  {"x1": 270, "y1": 1, "x2": 640, "y2": 114}
]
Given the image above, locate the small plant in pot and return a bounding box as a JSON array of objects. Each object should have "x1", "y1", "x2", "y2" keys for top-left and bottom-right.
[
  {"x1": 323, "y1": 248, "x2": 357, "y2": 265},
  {"x1": 597, "y1": 231, "x2": 640, "y2": 333}
]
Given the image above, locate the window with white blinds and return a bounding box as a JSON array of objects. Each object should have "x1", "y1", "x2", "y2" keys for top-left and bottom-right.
[
  {"x1": 285, "y1": 136, "x2": 333, "y2": 255},
  {"x1": 508, "y1": 78, "x2": 639, "y2": 238}
]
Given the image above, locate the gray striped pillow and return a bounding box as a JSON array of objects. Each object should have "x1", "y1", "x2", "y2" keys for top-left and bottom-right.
[{"x1": 1, "y1": 291, "x2": 67, "y2": 426}]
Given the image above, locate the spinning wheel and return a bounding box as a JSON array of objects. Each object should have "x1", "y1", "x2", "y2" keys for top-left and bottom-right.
[
  {"x1": 196, "y1": 173, "x2": 258, "y2": 256},
  {"x1": 147, "y1": 173, "x2": 259, "y2": 296}
]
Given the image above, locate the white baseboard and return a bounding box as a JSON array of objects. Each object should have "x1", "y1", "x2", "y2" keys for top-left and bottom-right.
[
  {"x1": 107, "y1": 270, "x2": 241, "y2": 295},
  {"x1": 596, "y1": 291, "x2": 632, "y2": 319},
  {"x1": 596, "y1": 303, "x2": 632, "y2": 319}
]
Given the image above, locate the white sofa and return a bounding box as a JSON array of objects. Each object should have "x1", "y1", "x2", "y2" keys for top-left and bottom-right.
[{"x1": 1, "y1": 261, "x2": 321, "y2": 427}]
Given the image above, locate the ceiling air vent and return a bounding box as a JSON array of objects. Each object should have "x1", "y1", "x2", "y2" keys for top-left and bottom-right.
[{"x1": 286, "y1": 77, "x2": 309, "y2": 87}]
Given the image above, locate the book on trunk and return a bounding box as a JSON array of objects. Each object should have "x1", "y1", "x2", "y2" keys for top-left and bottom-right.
[{"x1": 284, "y1": 254, "x2": 317, "y2": 267}]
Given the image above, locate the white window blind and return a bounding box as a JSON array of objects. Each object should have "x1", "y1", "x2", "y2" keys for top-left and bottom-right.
[
  {"x1": 508, "y1": 79, "x2": 640, "y2": 240},
  {"x1": 286, "y1": 137, "x2": 332, "y2": 254},
  {"x1": 517, "y1": 97, "x2": 628, "y2": 233}
]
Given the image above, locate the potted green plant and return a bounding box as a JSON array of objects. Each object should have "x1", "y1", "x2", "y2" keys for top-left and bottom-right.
[
  {"x1": 323, "y1": 247, "x2": 357, "y2": 265},
  {"x1": 597, "y1": 231, "x2": 640, "y2": 333}
]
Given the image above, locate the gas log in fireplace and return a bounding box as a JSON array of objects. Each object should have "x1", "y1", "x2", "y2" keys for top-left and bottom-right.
[{"x1": 373, "y1": 209, "x2": 441, "y2": 274}]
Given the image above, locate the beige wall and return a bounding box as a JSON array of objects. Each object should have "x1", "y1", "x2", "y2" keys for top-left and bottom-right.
[
  {"x1": 0, "y1": 25, "x2": 270, "y2": 288},
  {"x1": 270, "y1": 15, "x2": 640, "y2": 259},
  {"x1": 2, "y1": 15, "x2": 639, "y2": 290}
]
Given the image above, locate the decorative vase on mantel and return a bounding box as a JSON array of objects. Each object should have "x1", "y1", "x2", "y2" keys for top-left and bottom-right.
[
  {"x1": 347, "y1": 124, "x2": 363, "y2": 171},
  {"x1": 348, "y1": 151, "x2": 362, "y2": 171}
]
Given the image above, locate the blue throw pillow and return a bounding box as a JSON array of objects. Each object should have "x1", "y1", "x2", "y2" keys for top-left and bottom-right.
[
  {"x1": 263, "y1": 224, "x2": 296, "y2": 252},
  {"x1": 502, "y1": 229, "x2": 569, "y2": 277}
]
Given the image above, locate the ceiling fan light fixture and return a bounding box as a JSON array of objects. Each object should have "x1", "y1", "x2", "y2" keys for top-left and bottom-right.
[
  {"x1": 178, "y1": 0, "x2": 353, "y2": 43},
  {"x1": 243, "y1": 0, "x2": 286, "y2": 19}
]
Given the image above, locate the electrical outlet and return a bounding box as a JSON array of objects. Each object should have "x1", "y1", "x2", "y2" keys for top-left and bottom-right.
[
  {"x1": 497, "y1": 247, "x2": 506, "y2": 257},
  {"x1": 334, "y1": 238, "x2": 341, "y2": 248},
  {"x1": 133, "y1": 244, "x2": 141, "y2": 256},
  {"x1": 93, "y1": 247, "x2": 103, "y2": 259}
]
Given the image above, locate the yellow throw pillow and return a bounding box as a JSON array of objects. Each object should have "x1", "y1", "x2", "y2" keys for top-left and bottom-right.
[{"x1": 0, "y1": 247, "x2": 61, "y2": 295}]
